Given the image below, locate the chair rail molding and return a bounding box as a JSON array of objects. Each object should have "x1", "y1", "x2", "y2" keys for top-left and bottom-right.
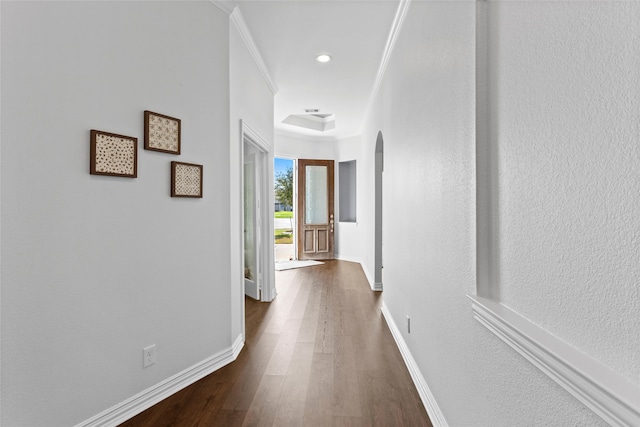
[{"x1": 468, "y1": 295, "x2": 640, "y2": 427}]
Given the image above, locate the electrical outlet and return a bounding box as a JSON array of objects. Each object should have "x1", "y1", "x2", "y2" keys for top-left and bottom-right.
[
  {"x1": 407, "y1": 315, "x2": 411, "y2": 334},
  {"x1": 143, "y1": 345, "x2": 156, "y2": 368}
]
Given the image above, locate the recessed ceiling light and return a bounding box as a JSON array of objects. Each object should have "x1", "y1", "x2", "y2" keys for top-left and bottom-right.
[{"x1": 315, "y1": 54, "x2": 332, "y2": 63}]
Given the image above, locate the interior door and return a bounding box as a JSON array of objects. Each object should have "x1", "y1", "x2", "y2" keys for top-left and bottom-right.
[
  {"x1": 297, "y1": 159, "x2": 334, "y2": 260},
  {"x1": 244, "y1": 152, "x2": 260, "y2": 300}
]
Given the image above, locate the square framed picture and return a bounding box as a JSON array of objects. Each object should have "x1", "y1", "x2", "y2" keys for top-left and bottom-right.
[
  {"x1": 171, "y1": 161, "x2": 203, "y2": 198},
  {"x1": 90, "y1": 130, "x2": 137, "y2": 178},
  {"x1": 144, "y1": 110, "x2": 181, "y2": 154}
]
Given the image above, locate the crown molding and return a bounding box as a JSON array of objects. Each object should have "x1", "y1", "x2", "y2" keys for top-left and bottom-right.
[
  {"x1": 468, "y1": 295, "x2": 640, "y2": 426},
  {"x1": 361, "y1": 0, "x2": 411, "y2": 130},
  {"x1": 230, "y1": 7, "x2": 279, "y2": 95},
  {"x1": 274, "y1": 127, "x2": 360, "y2": 144},
  {"x1": 210, "y1": 1, "x2": 236, "y2": 16}
]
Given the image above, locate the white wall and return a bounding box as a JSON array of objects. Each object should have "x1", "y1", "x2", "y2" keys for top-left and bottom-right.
[
  {"x1": 1, "y1": 2, "x2": 231, "y2": 426},
  {"x1": 274, "y1": 132, "x2": 366, "y2": 270},
  {"x1": 359, "y1": 0, "x2": 638, "y2": 425},
  {"x1": 486, "y1": 0, "x2": 640, "y2": 385},
  {"x1": 274, "y1": 130, "x2": 336, "y2": 160},
  {"x1": 333, "y1": 136, "x2": 366, "y2": 270},
  {"x1": 229, "y1": 13, "x2": 276, "y2": 332},
  {"x1": 360, "y1": 97, "x2": 384, "y2": 289}
]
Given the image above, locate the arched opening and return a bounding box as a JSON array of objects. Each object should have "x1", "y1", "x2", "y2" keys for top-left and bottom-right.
[{"x1": 374, "y1": 131, "x2": 384, "y2": 290}]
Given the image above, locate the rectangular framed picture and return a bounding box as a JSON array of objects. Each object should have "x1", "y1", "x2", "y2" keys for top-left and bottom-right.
[
  {"x1": 144, "y1": 110, "x2": 181, "y2": 154},
  {"x1": 171, "y1": 161, "x2": 203, "y2": 198},
  {"x1": 90, "y1": 130, "x2": 137, "y2": 178}
]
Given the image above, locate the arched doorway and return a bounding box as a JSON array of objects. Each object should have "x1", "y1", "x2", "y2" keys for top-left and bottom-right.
[{"x1": 374, "y1": 131, "x2": 384, "y2": 290}]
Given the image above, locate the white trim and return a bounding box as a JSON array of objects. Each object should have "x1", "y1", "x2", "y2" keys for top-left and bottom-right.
[
  {"x1": 230, "y1": 8, "x2": 279, "y2": 95},
  {"x1": 333, "y1": 255, "x2": 380, "y2": 291},
  {"x1": 372, "y1": 282, "x2": 383, "y2": 292},
  {"x1": 468, "y1": 295, "x2": 640, "y2": 427},
  {"x1": 241, "y1": 120, "x2": 276, "y2": 304},
  {"x1": 76, "y1": 334, "x2": 244, "y2": 427},
  {"x1": 362, "y1": 262, "x2": 379, "y2": 291},
  {"x1": 380, "y1": 302, "x2": 448, "y2": 427},
  {"x1": 210, "y1": 0, "x2": 236, "y2": 15},
  {"x1": 242, "y1": 120, "x2": 272, "y2": 152},
  {"x1": 0, "y1": 3, "x2": 3, "y2": 422},
  {"x1": 274, "y1": 127, "x2": 360, "y2": 144},
  {"x1": 335, "y1": 254, "x2": 363, "y2": 265},
  {"x1": 362, "y1": 0, "x2": 411, "y2": 127}
]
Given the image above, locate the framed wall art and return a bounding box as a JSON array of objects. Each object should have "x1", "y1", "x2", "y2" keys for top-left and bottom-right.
[
  {"x1": 90, "y1": 130, "x2": 138, "y2": 178},
  {"x1": 144, "y1": 110, "x2": 181, "y2": 154},
  {"x1": 171, "y1": 161, "x2": 203, "y2": 198}
]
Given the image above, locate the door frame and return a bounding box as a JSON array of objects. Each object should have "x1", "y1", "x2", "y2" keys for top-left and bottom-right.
[
  {"x1": 374, "y1": 131, "x2": 384, "y2": 291},
  {"x1": 243, "y1": 151, "x2": 261, "y2": 300},
  {"x1": 297, "y1": 159, "x2": 335, "y2": 260},
  {"x1": 240, "y1": 121, "x2": 275, "y2": 336},
  {"x1": 274, "y1": 156, "x2": 298, "y2": 261}
]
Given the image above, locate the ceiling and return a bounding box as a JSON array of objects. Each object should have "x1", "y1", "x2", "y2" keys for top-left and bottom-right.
[{"x1": 235, "y1": 0, "x2": 401, "y2": 140}]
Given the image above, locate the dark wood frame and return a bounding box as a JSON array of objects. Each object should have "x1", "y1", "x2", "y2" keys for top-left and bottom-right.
[
  {"x1": 171, "y1": 161, "x2": 203, "y2": 198},
  {"x1": 90, "y1": 130, "x2": 138, "y2": 178},
  {"x1": 144, "y1": 110, "x2": 181, "y2": 154}
]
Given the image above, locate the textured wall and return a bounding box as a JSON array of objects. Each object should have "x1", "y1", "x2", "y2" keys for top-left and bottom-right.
[
  {"x1": 488, "y1": 0, "x2": 640, "y2": 385},
  {"x1": 360, "y1": 1, "x2": 617, "y2": 425},
  {"x1": 1, "y1": 2, "x2": 231, "y2": 425}
]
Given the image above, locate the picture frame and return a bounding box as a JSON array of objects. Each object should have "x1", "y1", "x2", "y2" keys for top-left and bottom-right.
[
  {"x1": 171, "y1": 161, "x2": 203, "y2": 198},
  {"x1": 144, "y1": 110, "x2": 181, "y2": 154},
  {"x1": 90, "y1": 130, "x2": 138, "y2": 178}
]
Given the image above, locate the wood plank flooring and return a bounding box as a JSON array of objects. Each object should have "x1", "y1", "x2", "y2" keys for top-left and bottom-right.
[{"x1": 120, "y1": 260, "x2": 432, "y2": 427}]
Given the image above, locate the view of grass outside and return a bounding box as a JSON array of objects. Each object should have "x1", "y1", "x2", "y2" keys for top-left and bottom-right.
[
  {"x1": 275, "y1": 211, "x2": 293, "y2": 244},
  {"x1": 275, "y1": 157, "x2": 294, "y2": 246},
  {"x1": 275, "y1": 229, "x2": 293, "y2": 244}
]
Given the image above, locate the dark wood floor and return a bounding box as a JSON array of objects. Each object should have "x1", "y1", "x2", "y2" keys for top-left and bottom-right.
[{"x1": 120, "y1": 260, "x2": 432, "y2": 426}]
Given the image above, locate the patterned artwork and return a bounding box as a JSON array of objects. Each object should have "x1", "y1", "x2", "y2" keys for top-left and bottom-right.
[
  {"x1": 144, "y1": 110, "x2": 181, "y2": 154},
  {"x1": 171, "y1": 161, "x2": 203, "y2": 198},
  {"x1": 90, "y1": 130, "x2": 137, "y2": 177}
]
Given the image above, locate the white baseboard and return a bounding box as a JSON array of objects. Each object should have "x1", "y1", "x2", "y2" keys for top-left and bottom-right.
[
  {"x1": 468, "y1": 295, "x2": 640, "y2": 426},
  {"x1": 380, "y1": 302, "x2": 448, "y2": 427},
  {"x1": 335, "y1": 253, "x2": 363, "y2": 264},
  {"x1": 76, "y1": 334, "x2": 244, "y2": 427},
  {"x1": 335, "y1": 254, "x2": 380, "y2": 291}
]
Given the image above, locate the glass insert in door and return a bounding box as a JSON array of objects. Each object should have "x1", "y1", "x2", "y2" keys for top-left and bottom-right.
[{"x1": 305, "y1": 165, "x2": 328, "y2": 224}]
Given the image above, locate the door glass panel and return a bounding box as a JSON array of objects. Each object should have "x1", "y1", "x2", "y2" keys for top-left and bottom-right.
[
  {"x1": 305, "y1": 165, "x2": 328, "y2": 224},
  {"x1": 244, "y1": 165, "x2": 256, "y2": 282}
]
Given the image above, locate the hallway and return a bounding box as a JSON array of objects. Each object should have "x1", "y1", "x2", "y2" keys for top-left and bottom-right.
[{"x1": 120, "y1": 260, "x2": 432, "y2": 426}]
